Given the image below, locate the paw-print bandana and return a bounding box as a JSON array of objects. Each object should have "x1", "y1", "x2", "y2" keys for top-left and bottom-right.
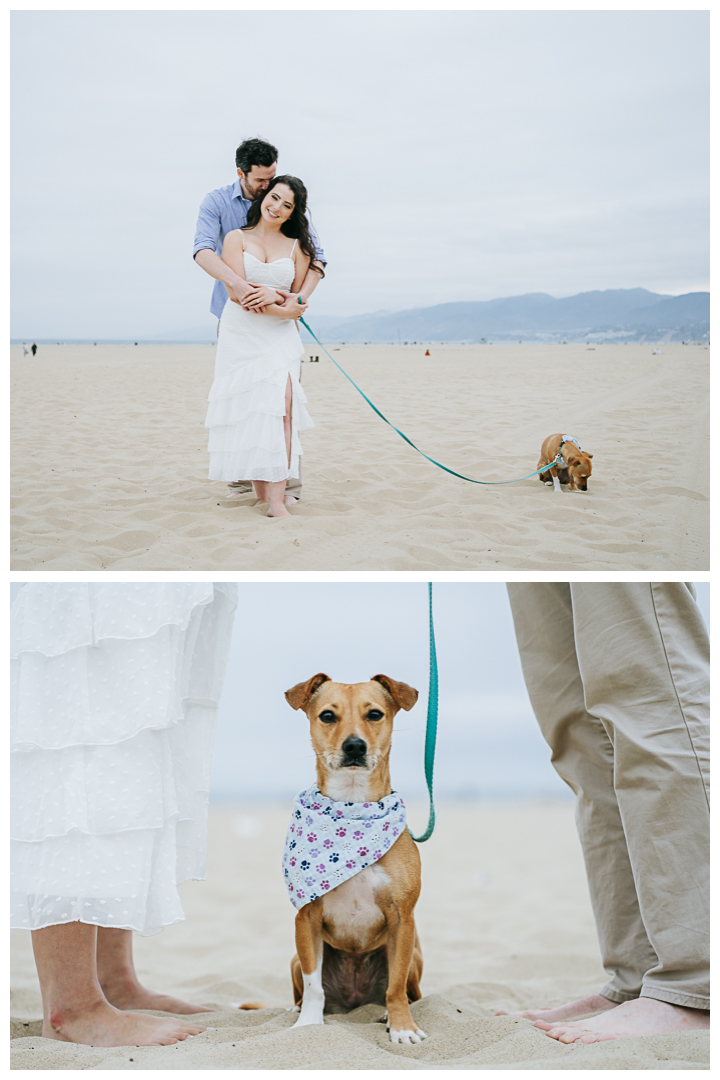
[{"x1": 283, "y1": 787, "x2": 407, "y2": 910}]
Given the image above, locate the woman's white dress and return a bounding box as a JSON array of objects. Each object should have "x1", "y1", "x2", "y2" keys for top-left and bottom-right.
[
  {"x1": 205, "y1": 251, "x2": 313, "y2": 483},
  {"x1": 10, "y1": 583, "x2": 237, "y2": 936}
]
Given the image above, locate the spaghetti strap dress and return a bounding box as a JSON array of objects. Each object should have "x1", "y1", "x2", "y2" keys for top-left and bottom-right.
[
  {"x1": 10, "y1": 583, "x2": 237, "y2": 936},
  {"x1": 205, "y1": 234, "x2": 313, "y2": 483}
]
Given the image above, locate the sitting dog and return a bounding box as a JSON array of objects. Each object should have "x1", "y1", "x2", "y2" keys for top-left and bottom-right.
[
  {"x1": 283, "y1": 673, "x2": 426, "y2": 1045},
  {"x1": 538, "y1": 433, "x2": 593, "y2": 493}
]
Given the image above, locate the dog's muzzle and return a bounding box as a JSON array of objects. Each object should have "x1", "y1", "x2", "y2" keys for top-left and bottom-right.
[{"x1": 341, "y1": 735, "x2": 367, "y2": 767}]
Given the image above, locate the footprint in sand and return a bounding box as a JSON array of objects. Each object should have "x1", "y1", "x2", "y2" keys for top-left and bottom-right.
[
  {"x1": 653, "y1": 488, "x2": 708, "y2": 501},
  {"x1": 102, "y1": 530, "x2": 158, "y2": 552}
]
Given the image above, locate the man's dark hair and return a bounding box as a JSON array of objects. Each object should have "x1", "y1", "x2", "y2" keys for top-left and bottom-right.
[{"x1": 235, "y1": 138, "x2": 278, "y2": 173}]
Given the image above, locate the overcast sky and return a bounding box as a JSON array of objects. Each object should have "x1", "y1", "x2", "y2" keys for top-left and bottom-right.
[
  {"x1": 12, "y1": 9, "x2": 708, "y2": 338},
  {"x1": 10, "y1": 581, "x2": 710, "y2": 804}
]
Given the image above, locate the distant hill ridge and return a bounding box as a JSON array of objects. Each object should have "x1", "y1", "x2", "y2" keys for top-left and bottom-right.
[
  {"x1": 302, "y1": 288, "x2": 709, "y2": 344},
  {"x1": 15, "y1": 288, "x2": 707, "y2": 345}
]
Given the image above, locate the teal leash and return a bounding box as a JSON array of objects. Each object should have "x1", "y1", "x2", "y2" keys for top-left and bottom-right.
[
  {"x1": 300, "y1": 317, "x2": 557, "y2": 486},
  {"x1": 409, "y1": 582, "x2": 438, "y2": 843}
]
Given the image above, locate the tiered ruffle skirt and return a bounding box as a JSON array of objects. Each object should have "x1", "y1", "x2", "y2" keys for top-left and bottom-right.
[
  {"x1": 205, "y1": 301, "x2": 313, "y2": 483},
  {"x1": 10, "y1": 583, "x2": 237, "y2": 935}
]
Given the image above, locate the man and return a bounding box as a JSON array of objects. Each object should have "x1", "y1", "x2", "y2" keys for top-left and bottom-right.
[
  {"x1": 193, "y1": 138, "x2": 326, "y2": 500},
  {"x1": 501, "y1": 583, "x2": 709, "y2": 1043},
  {"x1": 31, "y1": 342, "x2": 37, "y2": 356}
]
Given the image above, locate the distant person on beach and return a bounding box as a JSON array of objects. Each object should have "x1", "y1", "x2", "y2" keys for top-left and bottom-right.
[
  {"x1": 22, "y1": 342, "x2": 28, "y2": 356},
  {"x1": 11, "y1": 583, "x2": 238, "y2": 1046},
  {"x1": 31, "y1": 343, "x2": 37, "y2": 356},
  {"x1": 502, "y1": 583, "x2": 709, "y2": 1043},
  {"x1": 193, "y1": 138, "x2": 326, "y2": 509}
]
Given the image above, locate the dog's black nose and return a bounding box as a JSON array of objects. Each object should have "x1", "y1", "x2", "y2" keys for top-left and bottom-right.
[{"x1": 341, "y1": 736, "x2": 367, "y2": 764}]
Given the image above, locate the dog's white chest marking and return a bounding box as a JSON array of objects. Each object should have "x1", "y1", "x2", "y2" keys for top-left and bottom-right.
[
  {"x1": 322, "y1": 866, "x2": 390, "y2": 947},
  {"x1": 323, "y1": 770, "x2": 372, "y2": 802}
]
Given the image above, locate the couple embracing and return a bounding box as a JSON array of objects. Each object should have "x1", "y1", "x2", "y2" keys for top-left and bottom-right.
[{"x1": 193, "y1": 138, "x2": 327, "y2": 518}]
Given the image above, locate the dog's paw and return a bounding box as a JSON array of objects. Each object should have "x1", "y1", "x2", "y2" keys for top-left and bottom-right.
[
  {"x1": 390, "y1": 1026, "x2": 427, "y2": 1045},
  {"x1": 545, "y1": 481, "x2": 553, "y2": 486},
  {"x1": 292, "y1": 1006, "x2": 325, "y2": 1029}
]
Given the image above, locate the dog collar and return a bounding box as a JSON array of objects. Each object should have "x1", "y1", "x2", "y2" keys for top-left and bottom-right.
[
  {"x1": 554, "y1": 434, "x2": 581, "y2": 467},
  {"x1": 282, "y1": 787, "x2": 407, "y2": 910}
]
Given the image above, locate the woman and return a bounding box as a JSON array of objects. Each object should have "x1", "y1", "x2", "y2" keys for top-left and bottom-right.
[
  {"x1": 11, "y1": 583, "x2": 238, "y2": 1046},
  {"x1": 205, "y1": 176, "x2": 322, "y2": 519}
]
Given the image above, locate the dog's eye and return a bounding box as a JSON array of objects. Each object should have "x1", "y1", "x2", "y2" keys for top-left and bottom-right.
[
  {"x1": 367, "y1": 710, "x2": 383, "y2": 721},
  {"x1": 319, "y1": 710, "x2": 336, "y2": 724}
]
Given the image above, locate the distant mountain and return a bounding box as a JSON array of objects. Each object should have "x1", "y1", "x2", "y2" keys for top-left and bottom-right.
[
  {"x1": 301, "y1": 289, "x2": 709, "y2": 344},
  {"x1": 618, "y1": 292, "x2": 709, "y2": 330},
  {"x1": 19, "y1": 289, "x2": 705, "y2": 345}
]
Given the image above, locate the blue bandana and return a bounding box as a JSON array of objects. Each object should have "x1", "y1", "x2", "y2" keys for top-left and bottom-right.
[{"x1": 282, "y1": 787, "x2": 407, "y2": 910}]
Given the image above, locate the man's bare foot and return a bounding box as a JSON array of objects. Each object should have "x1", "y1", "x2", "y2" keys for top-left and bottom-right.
[
  {"x1": 44, "y1": 999, "x2": 207, "y2": 1046},
  {"x1": 284, "y1": 495, "x2": 298, "y2": 506},
  {"x1": 535, "y1": 997, "x2": 710, "y2": 1043},
  {"x1": 497, "y1": 993, "x2": 619, "y2": 1022},
  {"x1": 100, "y1": 976, "x2": 212, "y2": 1014}
]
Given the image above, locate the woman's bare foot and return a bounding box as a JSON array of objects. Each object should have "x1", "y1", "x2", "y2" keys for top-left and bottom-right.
[
  {"x1": 99, "y1": 974, "x2": 212, "y2": 1014},
  {"x1": 497, "y1": 993, "x2": 619, "y2": 1022},
  {"x1": 254, "y1": 479, "x2": 290, "y2": 515},
  {"x1": 95, "y1": 928, "x2": 212, "y2": 1014},
  {"x1": 43, "y1": 998, "x2": 207, "y2": 1046},
  {"x1": 534, "y1": 997, "x2": 710, "y2": 1043}
]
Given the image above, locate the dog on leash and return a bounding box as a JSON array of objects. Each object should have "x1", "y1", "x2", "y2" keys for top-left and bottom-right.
[
  {"x1": 538, "y1": 433, "x2": 593, "y2": 493},
  {"x1": 283, "y1": 673, "x2": 427, "y2": 1045}
]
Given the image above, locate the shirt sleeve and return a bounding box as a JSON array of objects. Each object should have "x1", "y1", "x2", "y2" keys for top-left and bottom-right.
[
  {"x1": 193, "y1": 191, "x2": 222, "y2": 259},
  {"x1": 306, "y1": 214, "x2": 327, "y2": 266}
]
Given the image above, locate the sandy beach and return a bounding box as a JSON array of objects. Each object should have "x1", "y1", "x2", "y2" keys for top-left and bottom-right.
[
  {"x1": 11, "y1": 342, "x2": 708, "y2": 570},
  {"x1": 10, "y1": 801, "x2": 708, "y2": 1070}
]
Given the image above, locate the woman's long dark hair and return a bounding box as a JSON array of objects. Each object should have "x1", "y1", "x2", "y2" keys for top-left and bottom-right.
[{"x1": 242, "y1": 175, "x2": 324, "y2": 276}]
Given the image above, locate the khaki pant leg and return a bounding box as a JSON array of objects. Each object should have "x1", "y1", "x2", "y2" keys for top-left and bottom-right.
[
  {"x1": 570, "y1": 582, "x2": 709, "y2": 1009},
  {"x1": 507, "y1": 583, "x2": 656, "y2": 1001},
  {"x1": 286, "y1": 462, "x2": 302, "y2": 495}
]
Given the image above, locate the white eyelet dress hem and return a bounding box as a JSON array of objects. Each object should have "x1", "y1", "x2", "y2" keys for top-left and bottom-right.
[
  {"x1": 205, "y1": 251, "x2": 314, "y2": 483},
  {"x1": 10, "y1": 583, "x2": 238, "y2": 937}
]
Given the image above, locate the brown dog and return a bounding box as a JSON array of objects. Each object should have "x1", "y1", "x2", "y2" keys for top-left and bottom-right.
[
  {"x1": 284, "y1": 673, "x2": 426, "y2": 1045},
  {"x1": 538, "y1": 433, "x2": 593, "y2": 493}
]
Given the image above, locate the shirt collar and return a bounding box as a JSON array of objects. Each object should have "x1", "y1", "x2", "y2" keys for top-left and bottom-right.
[{"x1": 232, "y1": 178, "x2": 251, "y2": 203}]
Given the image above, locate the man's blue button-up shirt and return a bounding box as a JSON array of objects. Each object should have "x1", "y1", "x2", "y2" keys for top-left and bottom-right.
[{"x1": 193, "y1": 179, "x2": 327, "y2": 320}]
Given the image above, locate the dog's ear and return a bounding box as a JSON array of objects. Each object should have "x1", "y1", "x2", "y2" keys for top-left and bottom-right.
[
  {"x1": 567, "y1": 455, "x2": 579, "y2": 466},
  {"x1": 285, "y1": 673, "x2": 331, "y2": 711},
  {"x1": 371, "y1": 674, "x2": 419, "y2": 711}
]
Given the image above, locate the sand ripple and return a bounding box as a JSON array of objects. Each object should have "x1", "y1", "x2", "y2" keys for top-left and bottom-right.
[{"x1": 10, "y1": 995, "x2": 708, "y2": 1070}]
